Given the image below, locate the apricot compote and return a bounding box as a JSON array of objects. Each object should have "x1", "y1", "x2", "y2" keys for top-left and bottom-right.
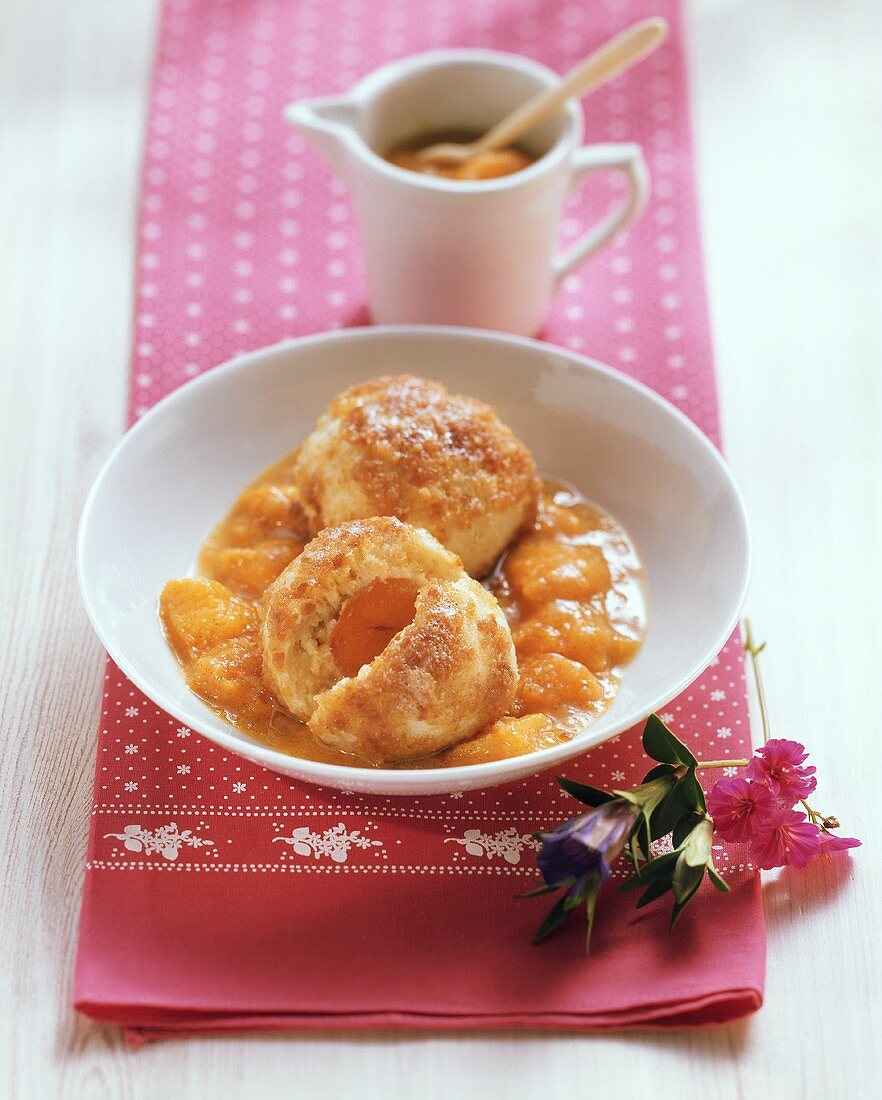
[{"x1": 160, "y1": 454, "x2": 645, "y2": 769}]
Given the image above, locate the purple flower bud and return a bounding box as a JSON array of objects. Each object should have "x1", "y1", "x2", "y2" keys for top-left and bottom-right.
[{"x1": 537, "y1": 800, "x2": 639, "y2": 888}]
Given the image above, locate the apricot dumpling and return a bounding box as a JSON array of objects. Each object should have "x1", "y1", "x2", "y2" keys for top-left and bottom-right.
[
  {"x1": 261, "y1": 516, "x2": 518, "y2": 765},
  {"x1": 292, "y1": 375, "x2": 540, "y2": 577}
]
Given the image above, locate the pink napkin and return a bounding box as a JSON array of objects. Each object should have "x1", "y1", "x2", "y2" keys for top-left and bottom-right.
[{"x1": 74, "y1": 0, "x2": 764, "y2": 1039}]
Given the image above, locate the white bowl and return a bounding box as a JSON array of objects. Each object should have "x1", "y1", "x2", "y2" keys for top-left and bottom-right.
[{"x1": 78, "y1": 326, "x2": 749, "y2": 796}]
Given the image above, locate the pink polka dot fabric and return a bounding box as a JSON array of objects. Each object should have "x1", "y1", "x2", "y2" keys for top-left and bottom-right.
[{"x1": 74, "y1": 0, "x2": 764, "y2": 1038}]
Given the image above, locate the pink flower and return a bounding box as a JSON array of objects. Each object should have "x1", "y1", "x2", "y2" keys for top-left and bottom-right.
[
  {"x1": 707, "y1": 776, "x2": 777, "y2": 842},
  {"x1": 747, "y1": 738, "x2": 817, "y2": 803},
  {"x1": 749, "y1": 807, "x2": 821, "y2": 869},
  {"x1": 818, "y1": 831, "x2": 861, "y2": 861}
]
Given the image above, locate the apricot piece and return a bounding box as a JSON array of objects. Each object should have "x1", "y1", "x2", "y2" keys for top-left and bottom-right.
[
  {"x1": 439, "y1": 713, "x2": 563, "y2": 765},
  {"x1": 329, "y1": 577, "x2": 419, "y2": 678},
  {"x1": 515, "y1": 653, "x2": 604, "y2": 715},
  {"x1": 189, "y1": 636, "x2": 275, "y2": 729},
  {"x1": 533, "y1": 497, "x2": 595, "y2": 538},
  {"x1": 608, "y1": 632, "x2": 642, "y2": 667},
  {"x1": 454, "y1": 148, "x2": 532, "y2": 180},
  {"x1": 504, "y1": 537, "x2": 611, "y2": 604},
  {"x1": 211, "y1": 538, "x2": 303, "y2": 599},
  {"x1": 160, "y1": 578, "x2": 258, "y2": 664},
  {"x1": 224, "y1": 484, "x2": 309, "y2": 546},
  {"x1": 513, "y1": 599, "x2": 616, "y2": 673}
]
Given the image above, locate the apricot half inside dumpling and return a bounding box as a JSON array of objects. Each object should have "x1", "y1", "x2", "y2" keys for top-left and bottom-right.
[{"x1": 260, "y1": 516, "x2": 518, "y2": 765}]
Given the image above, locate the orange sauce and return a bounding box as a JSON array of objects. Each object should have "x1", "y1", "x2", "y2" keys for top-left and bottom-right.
[
  {"x1": 384, "y1": 129, "x2": 535, "y2": 181},
  {"x1": 159, "y1": 450, "x2": 646, "y2": 769}
]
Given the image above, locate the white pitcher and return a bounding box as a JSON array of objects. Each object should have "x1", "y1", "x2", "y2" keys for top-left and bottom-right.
[{"x1": 286, "y1": 49, "x2": 649, "y2": 337}]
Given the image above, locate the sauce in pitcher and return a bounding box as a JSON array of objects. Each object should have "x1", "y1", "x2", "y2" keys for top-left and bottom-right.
[{"x1": 384, "y1": 130, "x2": 535, "y2": 180}]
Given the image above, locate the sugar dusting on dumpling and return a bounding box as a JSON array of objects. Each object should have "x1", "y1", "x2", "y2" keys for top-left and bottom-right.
[{"x1": 292, "y1": 375, "x2": 541, "y2": 577}]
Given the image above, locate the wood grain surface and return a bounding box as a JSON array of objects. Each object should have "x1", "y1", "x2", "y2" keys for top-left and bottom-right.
[{"x1": 1, "y1": 0, "x2": 878, "y2": 1096}]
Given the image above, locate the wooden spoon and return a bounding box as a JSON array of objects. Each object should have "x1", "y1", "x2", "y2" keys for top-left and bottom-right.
[{"x1": 414, "y1": 17, "x2": 668, "y2": 169}]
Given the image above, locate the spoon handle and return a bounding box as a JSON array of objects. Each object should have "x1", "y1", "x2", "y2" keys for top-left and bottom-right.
[{"x1": 474, "y1": 17, "x2": 668, "y2": 156}]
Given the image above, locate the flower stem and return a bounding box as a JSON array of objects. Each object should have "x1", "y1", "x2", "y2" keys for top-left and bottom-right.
[
  {"x1": 743, "y1": 619, "x2": 771, "y2": 744},
  {"x1": 696, "y1": 759, "x2": 749, "y2": 769},
  {"x1": 800, "y1": 798, "x2": 839, "y2": 832},
  {"x1": 801, "y1": 799, "x2": 821, "y2": 824}
]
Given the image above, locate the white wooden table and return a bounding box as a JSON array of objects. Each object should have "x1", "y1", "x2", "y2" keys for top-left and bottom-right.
[{"x1": 2, "y1": 0, "x2": 879, "y2": 1095}]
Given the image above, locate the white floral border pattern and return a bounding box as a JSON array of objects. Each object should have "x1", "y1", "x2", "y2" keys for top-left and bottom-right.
[
  {"x1": 103, "y1": 821, "x2": 215, "y2": 861},
  {"x1": 93, "y1": 813, "x2": 754, "y2": 877},
  {"x1": 272, "y1": 822, "x2": 383, "y2": 863},
  {"x1": 444, "y1": 827, "x2": 541, "y2": 865}
]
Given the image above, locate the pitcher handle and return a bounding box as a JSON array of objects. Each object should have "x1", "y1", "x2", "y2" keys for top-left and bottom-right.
[{"x1": 552, "y1": 143, "x2": 649, "y2": 284}]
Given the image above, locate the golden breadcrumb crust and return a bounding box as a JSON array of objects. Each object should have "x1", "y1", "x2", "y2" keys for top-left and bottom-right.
[
  {"x1": 293, "y1": 375, "x2": 540, "y2": 576},
  {"x1": 260, "y1": 516, "x2": 517, "y2": 765}
]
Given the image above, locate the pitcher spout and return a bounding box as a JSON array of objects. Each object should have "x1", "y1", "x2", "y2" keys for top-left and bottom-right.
[{"x1": 284, "y1": 96, "x2": 361, "y2": 169}]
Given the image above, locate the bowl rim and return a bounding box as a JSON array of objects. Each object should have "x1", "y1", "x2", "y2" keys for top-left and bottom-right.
[{"x1": 77, "y1": 324, "x2": 750, "y2": 790}]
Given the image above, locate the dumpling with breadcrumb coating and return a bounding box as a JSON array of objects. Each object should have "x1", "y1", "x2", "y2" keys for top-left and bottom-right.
[
  {"x1": 292, "y1": 375, "x2": 540, "y2": 577},
  {"x1": 260, "y1": 516, "x2": 518, "y2": 765}
]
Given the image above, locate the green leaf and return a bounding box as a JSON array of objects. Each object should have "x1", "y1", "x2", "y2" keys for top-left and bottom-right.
[
  {"x1": 556, "y1": 776, "x2": 615, "y2": 806},
  {"x1": 667, "y1": 818, "x2": 718, "y2": 927},
  {"x1": 642, "y1": 714, "x2": 698, "y2": 768},
  {"x1": 518, "y1": 881, "x2": 565, "y2": 899},
  {"x1": 669, "y1": 875, "x2": 706, "y2": 928},
  {"x1": 563, "y1": 883, "x2": 588, "y2": 913},
  {"x1": 620, "y1": 850, "x2": 679, "y2": 891},
  {"x1": 672, "y1": 811, "x2": 703, "y2": 848},
  {"x1": 634, "y1": 815, "x2": 652, "y2": 862},
  {"x1": 636, "y1": 878, "x2": 673, "y2": 909},
  {"x1": 583, "y1": 874, "x2": 603, "y2": 953},
  {"x1": 672, "y1": 856, "x2": 704, "y2": 905},
  {"x1": 650, "y1": 780, "x2": 690, "y2": 840},
  {"x1": 532, "y1": 895, "x2": 571, "y2": 944},
  {"x1": 619, "y1": 774, "x2": 677, "y2": 817},
  {"x1": 707, "y1": 866, "x2": 731, "y2": 893},
  {"x1": 642, "y1": 763, "x2": 677, "y2": 783},
  {"x1": 680, "y1": 768, "x2": 707, "y2": 814},
  {"x1": 679, "y1": 817, "x2": 714, "y2": 869},
  {"x1": 669, "y1": 898, "x2": 691, "y2": 930},
  {"x1": 622, "y1": 836, "x2": 638, "y2": 869}
]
